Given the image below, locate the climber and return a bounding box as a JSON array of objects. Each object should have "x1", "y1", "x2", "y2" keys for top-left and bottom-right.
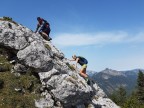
[
  {"x1": 35, "y1": 17, "x2": 52, "y2": 41},
  {"x1": 69, "y1": 55, "x2": 89, "y2": 82}
]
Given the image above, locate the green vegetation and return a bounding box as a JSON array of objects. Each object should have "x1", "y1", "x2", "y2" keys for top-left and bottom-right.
[
  {"x1": 45, "y1": 44, "x2": 51, "y2": 50},
  {"x1": 66, "y1": 62, "x2": 75, "y2": 71},
  {"x1": 0, "y1": 55, "x2": 12, "y2": 72},
  {"x1": 109, "y1": 86, "x2": 127, "y2": 107},
  {"x1": 0, "y1": 48, "x2": 41, "y2": 108},
  {"x1": 123, "y1": 91, "x2": 144, "y2": 108},
  {"x1": 71, "y1": 74, "x2": 78, "y2": 80},
  {"x1": 0, "y1": 16, "x2": 18, "y2": 26},
  {"x1": 0, "y1": 71, "x2": 41, "y2": 108},
  {"x1": 137, "y1": 70, "x2": 144, "y2": 103},
  {"x1": 109, "y1": 70, "x2": 144, "y2": 108},
  {"x1": 0, "y1": 48, "x2": 13, "y2": 72},
  {"x1": 3, "y1": 16, "x2": 12, "y2": 21}
]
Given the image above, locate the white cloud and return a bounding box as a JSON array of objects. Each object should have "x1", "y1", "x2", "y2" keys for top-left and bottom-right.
[
  {"x1": 128, "y1": 32, "x2": 144, "y2": 42},
  {"x1": 53, "y1": 31, "x2": 144, "y2": 47}
]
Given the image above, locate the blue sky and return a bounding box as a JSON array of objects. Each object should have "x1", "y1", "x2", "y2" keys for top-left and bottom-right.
[{"x1": 1, "y1": 0, "x2": 144, "y2": 71}]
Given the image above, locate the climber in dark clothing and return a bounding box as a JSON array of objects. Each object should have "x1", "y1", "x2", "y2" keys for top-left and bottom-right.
[{"x1": 35, "y1": 17, "x2": 52, "y2": 41}]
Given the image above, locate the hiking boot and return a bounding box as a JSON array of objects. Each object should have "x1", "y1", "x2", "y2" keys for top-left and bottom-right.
[
  {"x1": 87, "y1": 79, "x2": 90, "y2": 85},
  {"x1": 48, "y1": 37, "x2": 52, "y2": 41},
  {"x1": 84, "y1": 77, "x2": 89, "y2": 82},
  {"x1": 85, "y1": 77, "x2": 90, "y2": 85}
]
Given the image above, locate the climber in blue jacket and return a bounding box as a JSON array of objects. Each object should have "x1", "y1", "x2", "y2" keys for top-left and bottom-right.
[{"x1": 35, "y1": 17, "x2": 52, "y2": 41}]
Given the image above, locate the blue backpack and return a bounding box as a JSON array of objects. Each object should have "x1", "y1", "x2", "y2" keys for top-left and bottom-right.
[{"x1": 77, "y1": 56, "x2": 88, "y2": 65}]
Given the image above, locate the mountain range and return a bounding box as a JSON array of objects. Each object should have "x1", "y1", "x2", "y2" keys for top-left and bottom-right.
[{"x1": 88, "y1": 68, "x2": 144, "y2": 95}]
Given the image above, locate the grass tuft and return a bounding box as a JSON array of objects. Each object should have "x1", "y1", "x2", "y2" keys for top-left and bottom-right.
[
  {"x1": 66, "y1": 63, "x2": 75, "y2": 71},
  {"x1": 45, "y1": 44, "x2": 51, "y2": 50},
  {"x1": 0, "y1": 48, "x2": 41, "y2": 107},
  {"x1": 0, "y1": 16, "x2": 18, "y2": 26}
]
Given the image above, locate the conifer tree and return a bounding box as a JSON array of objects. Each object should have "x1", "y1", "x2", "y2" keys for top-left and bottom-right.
[
  {"x1": 137, "y1": 70, "x2": 144, "y2": 104},
  {"x1": 109, "y1": 86, "x2": 127, "y2": 107}
]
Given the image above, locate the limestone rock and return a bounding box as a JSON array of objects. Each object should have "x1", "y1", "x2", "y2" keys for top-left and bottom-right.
[
  {"x1": 13, "y1": 63, "x2": 27, "y2": 73},
  {"x1": 0, "y1": 18, "x2": 120, "y2": 108}
]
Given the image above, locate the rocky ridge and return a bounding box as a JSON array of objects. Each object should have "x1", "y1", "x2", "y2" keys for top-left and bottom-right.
[
  {"x1": 0, "y1": 17, "x2": 119, "y2": 108},
  {"x1": 92, "y1": 68, "x2": 143, "y2": 95}
]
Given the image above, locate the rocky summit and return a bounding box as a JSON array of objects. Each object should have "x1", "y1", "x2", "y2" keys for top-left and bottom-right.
[{"x1": 0, "y1": 17, "x2": 119, "y2": 108}]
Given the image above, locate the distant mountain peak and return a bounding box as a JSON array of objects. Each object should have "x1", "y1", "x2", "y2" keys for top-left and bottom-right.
[
  {"x1": 101, "y1": 68, "x2": 125, "y2": 76},
  {"x1": 91, "y1": 68, "x2": 144, "y2": 95}
]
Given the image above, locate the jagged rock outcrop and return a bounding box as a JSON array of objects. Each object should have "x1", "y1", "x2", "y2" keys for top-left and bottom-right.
[{"x1": 0, "y1": 17, "x2": 120, "y2": 108}]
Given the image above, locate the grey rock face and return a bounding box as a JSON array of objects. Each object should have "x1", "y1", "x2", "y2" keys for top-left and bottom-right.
[
  {"x1": 0, "y1": 19, "x2": 120, "y2": 108},
  {"x1": 38, "y1": 63, "x2": 94, "y2": 106},
  {"x1": 17, "y1": 40, "x2": 54, "y2": 72},
  {"x1": 13, "y1": 63, "x2": 27, "y2": 73},
  {"x1": 35, "y1": 93, "x2": 54, "y2": 108}
]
